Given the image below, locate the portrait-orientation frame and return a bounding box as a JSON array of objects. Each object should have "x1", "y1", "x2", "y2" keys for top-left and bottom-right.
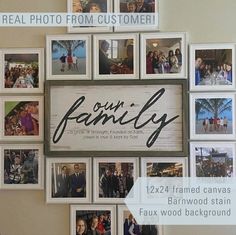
[
  {"x1": 140, "y1": 32, "x2": 188, "y2": 79},
  {"x1": 46, "y1": 34, "x2": 91, "y2": 80},
  {"x1": 0, "y1": 48, "x2": 44, "y2": 93},
  {"x1": 190, "y1": 142, "x2": 236, "y2": 177},
  {"x1": 141, "y1": 157, "x2": 188, "y2": 177},
  {"x1": 45, "y1": 79, "x2": 188, "y2": 157},
  {"x1": 46, "y1": 157, "x2": 91, "y2": 204},
  {"x1": 93, "y1": 33, "x2": 139, "y2": 80},
  {"x1": 190, "y1": 43, "x2": 236, "y2": 91},
  {"x1": 0, "y1": 144, "x2": 44, "y2": 190},
  {"x1": 67, "y1": 0, "x2": 113, "y2": 33},
  {"x1": 190, "y1": 93, "x2": 236, "y2": 140},
  {"x1": 93, "y1": 157, "x2": 139, "y2": 204},
  {"x1": 0, "y1": 96, "x2": 44, "y2": 141},
  {"x1": 118, "y1": 205, "x2": 164, "y2": 235},
  {"x1": 114, "y1": 0, "x2": 159, "y2": 32},
  {"x1": 70, "y1": 204, "x2": 116, "y2": 235}
]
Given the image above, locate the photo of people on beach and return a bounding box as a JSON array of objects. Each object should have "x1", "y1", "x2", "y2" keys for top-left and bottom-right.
[
  {"x1": 4, "y1": 53, "x2": 39, "y2": 89},
  {"x1": 119, "y1": 0, "x2": 155, "y2": 13},
  {"x1": 4, "y1": 101, "x2": 39, "y2": 137},
  {"x1": 194, "y1": 48, "x2": 233, "y2": 87},
  {"x1": 51, "y1": 39, "x2": 86, "y2": 75},
  {"x1": 192, "y1": 145, "x2": 234, "y2": 177}
]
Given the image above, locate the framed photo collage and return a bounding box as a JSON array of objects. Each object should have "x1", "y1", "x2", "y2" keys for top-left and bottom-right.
[{"x1": 1, "y1": 0, "x2": 236, "y2": 235}]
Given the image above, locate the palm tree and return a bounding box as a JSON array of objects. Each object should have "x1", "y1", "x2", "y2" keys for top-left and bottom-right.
[{"x1": 195, "y1": 98, "x2": 232, "y2": 119}]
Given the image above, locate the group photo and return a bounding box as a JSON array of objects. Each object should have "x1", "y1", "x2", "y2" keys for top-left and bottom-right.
[
  {"x1": 72, "y1": 0, "x2": 107, "y2": 13},
  {"x1": 119, "y1": 0, "x2": 155, "y2": 13}
]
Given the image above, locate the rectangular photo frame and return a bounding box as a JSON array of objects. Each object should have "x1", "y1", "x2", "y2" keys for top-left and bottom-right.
[
  {"x1": 93, "y1": 157, "x2": 139, "y2": 203},
  {"x1": 118, "y1": 205, "x2": 163, "y2": 235},
  {"x1": 0, "y1": 48, "x2": 44, "y2": 93},
  {"x1": 0, "y1": 96, "x2": 44, "y2": 141},
  {"x1": 70, "y1": 204, "x2": 116, "y2": 235},
  {"x1": 46, "y1": 157, "x2": 91, "y2": 203},
  {"x1": 46, "y1": 34, "x2": 91, "y2": 80},
  {"x1": 141, "y1": 157, "x2": 188, "y2": 177},
  {"x1": 45, "y1": 79, "x2": 188, "y2": 157},
  {"x1": 190, "y1": 93, "x2": 236, "y2": 140},
  {"x1": 190, "y1": 142, "x2": 236, "y2": 177},
  {"x1": 140, "y1": 32, "x2": 187, "y2": 79},
  {"x1": 93, "y1": 33, "x2": 139, "y2": 80},
  {"x1": 67, "y1": 0, "x2": 113, "y2": 33},
  {"x1": 114, "y1": 0, "x2": 159, "y2": 32},
  {"x1": 0, "y1": 144, "x2": 44, "y2": 190},
  {"x1": 190, "y1": 43, "x2": 236, "y2": 91}
]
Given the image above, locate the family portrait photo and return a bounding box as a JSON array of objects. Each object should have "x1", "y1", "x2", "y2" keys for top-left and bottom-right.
[
  {"x1": 46, "y1": 158, "x2": 91, "y2": 203},
  {"x1": 190, "y1": 44, "x2": 235, "y2": 90},
  {"x1": 190, "y1": 143, "x2": 235, "y2": 177},
  {"x1": 119, "y1": 0, "x2": 156, "y2": 13},
  {"x1": 141, "y1": 33, "x2": 187, "y2": 79},
  {"x1": 0, "y1": 144, "x2": 43, "y2": 189},
  {"x1": 70, "y1": 205, "x2": 115, "y2": 235}
]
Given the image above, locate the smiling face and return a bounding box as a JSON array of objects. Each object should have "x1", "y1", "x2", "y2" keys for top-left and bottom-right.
[
  {"x1": 76, "y1": 219, "x2": 86, "y2": 235},
  {"x1": 73, "y1": 0, "x2": 83, "y2": 12}
]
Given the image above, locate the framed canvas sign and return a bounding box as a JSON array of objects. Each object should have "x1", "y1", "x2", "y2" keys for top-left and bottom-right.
[{"x1": 45, "y1": 79, "x2": 187, "y2": 156}]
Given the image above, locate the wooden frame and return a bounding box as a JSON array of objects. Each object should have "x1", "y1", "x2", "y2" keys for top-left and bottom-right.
[{"x1": 45, "y1": 79, "x2": 188, "y2": 157}]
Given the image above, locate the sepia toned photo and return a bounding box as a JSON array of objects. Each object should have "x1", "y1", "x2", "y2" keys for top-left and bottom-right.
[
  {"x1": 93, "y1": 157, "x2": 139, "y2": 203},
  {"x1": 190, "y1": 142, "x2": 236, "y2": 177},
  {"x1": 1, "y1": 48, "x2": 44, "y2": 93},
  {"x1": 46, "y1": 35, "x2": 91, "y2": 80},
  {"x1": 93, "y1": 34, "x2": 139, "y2": 79},
  {"x1": 70, "y1": 205, "x2": 116, "y2": 235},
  {"x1": 0, "y1": 144, "x2": 44, "y2": 189},
  {"x1": 141, "y1": 32, "x2": 187, "y2": 79},
  {"x1": 141, "y1": 157, "x2": 187, "y2": 177},
  {"x1": 190, "y1": 44, "x2": 235, "y2": 90},
  {"x1": 46, "y1": 158, "x2": 91, "y2": 203}
]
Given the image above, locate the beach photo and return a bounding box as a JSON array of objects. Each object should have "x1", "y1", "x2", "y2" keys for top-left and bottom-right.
[
  {"x1": 0, "y1": 144, "x2": 43, "y2": 189},
  {"x1": 190, "y1": 44, "x2": 235, "y2": 90},
  {"x1": 141, "y1": 157, "x2": 187, "y2": 177},
  {"x1": 190, "y1": 142, "x2": 235, "y2": 177},
  {"x1": 141, "y1": 32, "x2": 187, "y2": 79},
  {"x1": 1, "y1": 48, "x2": 44, "y2": 93},
  {"x1": 70, "y1": 205, "x2": 115, "y2": 235},
  {"x1": 46, "y1": 35, "x2": 91, "y2": 80},
  {"x1": 46, "y1": 158, "x2": 91, "y2": 203},
  {"x1": 190, "y1": 93, "x2": 236, "y2": 140},
  {"x1": 94, "y1": 34, "x2": 139, "y2": 79}
]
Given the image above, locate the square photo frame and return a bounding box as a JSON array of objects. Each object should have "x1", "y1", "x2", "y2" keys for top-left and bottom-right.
[
  {"x1": 140, "y1": 32, "x2": 187, "y2": 79},
  {"x1": 114, "y1": 0, "x2": 159, "y2": 32},
  {"x1": 190, "y1": 43, "x2": 236, "y2": 91},
  {"x1": 0, "y1": 144, "x2": 44, "y2": 190},
  {"x1": 70, "y1": 204, "x2": 116, "y2": 235},
  {"x1": 67, "y1": 0, "x2": 113, "y2": 33},
  {"x1": 118, "y1": 205, "x2": 163, "y2": 235},
  {"x1": 93, "y1": 33, "x2": 139, "y2": 80},
  {"x1": 0, "y1": 48, "x2": 44, "y2": 93},
  {"x1": 93, "y1": 157, "x2": 139, "y2": 203},
  {"x1": 46, "y1": 34, "x2": 91, "y2": 80},
  {"x1": 141, "y1": 157, "x2": 188, "y2": 177},
  {"x1": 190, "y1": 142, "x2": 236, "y2": 177},
  {"x1": 0, "y1": 96, "x2": 44, "y2": 141},
  {"x1": 190, "y1": 93, "x2": 236, "y2": 140},
  {"x1": 46, "y1": 157, "x2": 91, "y2": 203}
]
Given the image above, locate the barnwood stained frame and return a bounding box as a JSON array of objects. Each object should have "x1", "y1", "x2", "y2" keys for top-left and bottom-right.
[{"x1": 45, "y1": 79, "x2": 188, "y2": 157}]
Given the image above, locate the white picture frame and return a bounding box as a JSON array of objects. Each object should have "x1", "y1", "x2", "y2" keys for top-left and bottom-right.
[
  {"x1": 190, "y1": 142, "x2": 236, "y2": 177},
  {"x1": 93, "y1": 33, "x2": 139, "y2": 80},
  {"x1": 93, "y1": 157, "x2": 139, "y2": 203},
  {"x1": 46, "y1": 157, "x2": 91, "y2": 204},
  {"x1": 190, "y1": 43, "x2": 236, "y2": 91},
  {"x1": 46, "y1": 34, "x2": 91, "y2": 80},
  {"x1": 190, "y1": 93, "x2": 236, "y2": 140},
  {"x1": 0, "y1": 144, "x2": 44, "y2": 190},
  {"x1": 140, "y1": 32, "x2": 187, "y2": 79},
  {"x1": 0, "y1": 48, "x2": 44, "y2": 93}
]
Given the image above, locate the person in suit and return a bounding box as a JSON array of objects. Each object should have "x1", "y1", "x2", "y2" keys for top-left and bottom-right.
[
  {"x1": 141, "y1": 225, "x2": 158, "y2": 235},
  {"x1": 99, "y1": 40, "x2": 111, "y2": 74},
  {"x1": 87, "y1": 215, "x2": 100, "y2": 235},
  {"x1": 54, "y1": 165, "x2": 70, "y2": 197},
  {"x1": 70, "y1": 164, "x2": 86, "y2": 197},
  {"x1": 135, "y1": 0, "x2": 151, "y2": 12}
]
